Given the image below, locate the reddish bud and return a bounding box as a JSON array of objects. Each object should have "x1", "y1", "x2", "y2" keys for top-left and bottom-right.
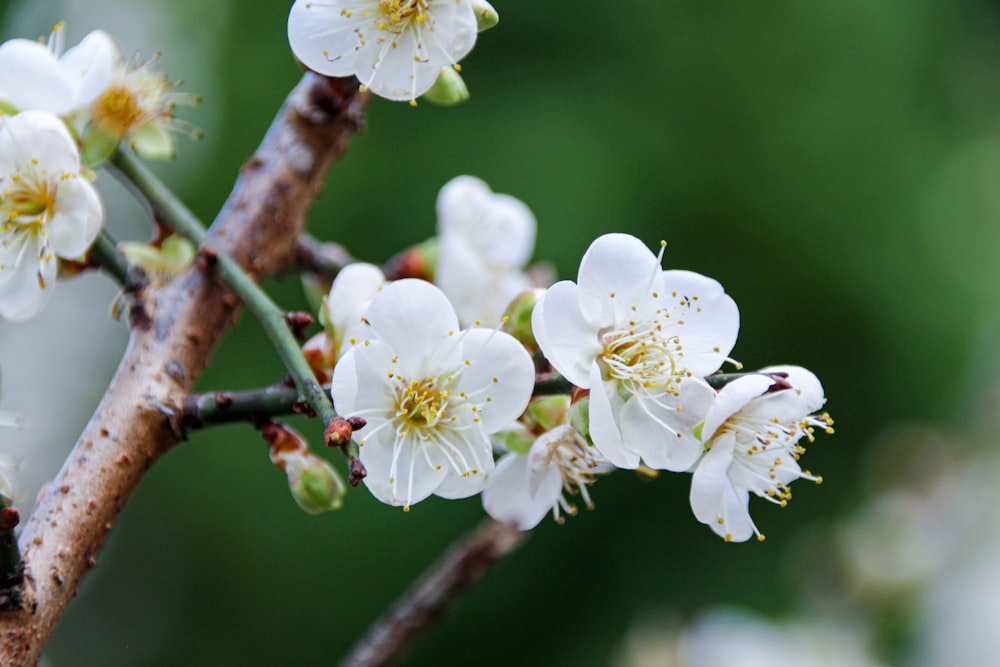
[
  {"x1": 0, "y1": 507, "x2": 19, "y2": 533},
  {"x1": 347, "y1": 416, "x2": 367, "y2": 431},
  {"x1": 285, "y1": 311, "x2": 315, "y2": 341},
  {"x1": 349, "y1": 457, "x2": 367, "y2": 486},
  {"x1": 324, "y1": 417, "x2": 353, "y2": 447},
  {"x1": 302, "y1": 332, "x2": 335, "y2": 384}
]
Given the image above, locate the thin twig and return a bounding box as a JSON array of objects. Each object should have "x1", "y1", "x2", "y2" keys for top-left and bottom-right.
[
  {"x1": 180, "y1": 383, "x2": 332, "y2": 430},
  {"x1": 294, "y1": 233, "x2": 356, "y2": 278},
  {"x1": 339, "y1": 520, "x2": 527, "y2": 667},
  {"x1": 110, "y1": 149, "x2": 340, "y2": 433},
  {"x1": 0, "y1": 74, "x2": 371, "y2": 666}
]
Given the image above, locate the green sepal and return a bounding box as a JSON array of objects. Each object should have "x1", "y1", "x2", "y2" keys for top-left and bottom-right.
[
  {"x1": 80, "y1": 124, "x2": 120, "y2": 167},
  {"x1": 422, "y1": 68, "x2": 470, "y2": 107}
]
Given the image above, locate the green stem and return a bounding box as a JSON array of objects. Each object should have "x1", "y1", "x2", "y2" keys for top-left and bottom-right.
[
  {"x1": 108, "y1": 150, "x2": 339, "y2": 432},
  {"x1": 181, "y1": 383, "x2": 330, "y2": 430},
  {"x1": 87, "y1": 231, "x2": 130, "y2": 285}
]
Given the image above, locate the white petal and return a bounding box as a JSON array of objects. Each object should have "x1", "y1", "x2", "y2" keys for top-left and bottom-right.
[
  {"x1": 454, "y1": 328, "x2": 534, "y2": 433},
  {"x1": 620, "y1": 378, "x2": 715, "y2": 471},
  {"x1": 0, "y1": 110, "x2": 79, "y2": 176},
  {"x1": 690, "y1": 435, "x2": 735, "y2": 525},
  {"x1": 360, "y1": 430, "x2": 448, "y2": 507},
  {"x1": 0, "y1": 244, "x2": 55, "y2": 322},
  {"x1": 331, "y1": 342, "x2": 393, "y2": 419},
  {"x1": 287, "y1": 0, "x2": 372, "y2": 77},
  {"x1": 59, "y1": 30, "x2": 117, "y2": 109},
  {"x1": 436, "y1": 175, "x2": 491, "y2": 234},
  {"x1": 435, "y1": 235, "x2": 530, "y2": 327},
  {"x1": 326, "y1": 262, "x2": 386, "y2": 334},
  {"x1": 467, "y1": 193, "x2": 536, "y2": 268},
  {"x1": 48, "y1": 177, "x2": 103, "y2": 258},
  {"x1": 759, "y1": 364, "x2": 826, "y2": 412},
  {"x1": 660, "y1": 269, "x2": 740, "y2": 377},
  {"x1": 577, "y1": 233, "x2": 664, "y2": 327},
  {"x1": 431, "y1": 428, "x2": 494, "y2": 499},
  {"x1": 483, "y1": 452, "x2": 561, "y2": 530},
  {"x1": 0, "y1": 40, "x2": 74, "y2": 114},
  {"x1": 588, "y1": 363, "x2": 640, "y2": 469},
  {"x1": 361, "y1": 279, "x2": 459, "y2": 378},
  {"x1": 702, "y1": 374, "x2": 776, "y2": 443},
  {"x1": 531, "y1": 281, "x2": 601, "y2": 388}
]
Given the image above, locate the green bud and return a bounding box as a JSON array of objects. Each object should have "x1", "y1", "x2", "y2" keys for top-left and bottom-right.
[
  {"x1": 494, "y1": 424, "x2": 536, "y2": 455},
  {"x1": 288, "y1": 455, "x2": 346, "y2": 515},
  {"x1": 501, "y1": 288, "x2": 545, "y2": 350},
  {"x1": 527, "y1": 395, "x2": 570, "y2": 432},
  {"x1": 120, "y1": 234, "x2": 196, "y2": 281},
  {"x1": 471, "y1": 0, "x2": 499, "y2": 31},
  {"x1": 422, "y1": 68, "x2": 470, "y2": 107},
  {"x1": 80, "y1": 124, "x2": 120, "y2": 167}
]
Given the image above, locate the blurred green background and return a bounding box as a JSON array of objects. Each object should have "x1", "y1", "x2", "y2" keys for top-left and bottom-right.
[{"x1": 4, "y1": 0, "x2": 1000, "y2": 664}]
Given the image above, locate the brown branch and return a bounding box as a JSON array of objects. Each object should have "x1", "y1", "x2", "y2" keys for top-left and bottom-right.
[
  {"x1": 338, "y1": 520, "x2": 526, "y2": 667},
  {"x1": 0, "y1": 74, "x2": 371, "y2": 665}
]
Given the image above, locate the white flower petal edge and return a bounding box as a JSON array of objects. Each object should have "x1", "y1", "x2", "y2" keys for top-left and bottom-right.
[
  {"x1": 288, "y1": 0, "x2": 479, "y2": 102},
  {"x1": 532, "y1": 233, "x2": 740, "y2": 470},
  {"x1": 330, "y1": 279, "x2": 534, "y2": 509},
  {"x1": 690, "y1": 367, "x2": 833, "y2": 542},
  {"x1": 0, "y1": 111, "x2": 103, "y2": 322}
]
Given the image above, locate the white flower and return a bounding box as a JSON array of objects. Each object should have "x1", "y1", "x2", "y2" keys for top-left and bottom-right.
[
  {"x1": 322, "y1": 262, "x2": 387, "y2": 358},
  {"x1": 0, "y1": 111, "x2": 103, "y2": 321},
  {"x1": 287, "y1": 0, "x2": 479, "y2": 103},
  {"x1": 689, "y1": 365, "x2": 832, "y2": 542},
  {"x1": 331, "y1": 279, "x2": 534, "y2": 509},
  {"x1": 0, "y1": 26, "x2": 114, "y2": 116},
  {"x1": 434, "y1": 175, "x2": 536, "y2": 327},
  {"x1": 532, "y1": 233, "x2": 739, "y2": 471},
  {"x1": 483, "y1": 424, "x2": 612, "y2": 530}
]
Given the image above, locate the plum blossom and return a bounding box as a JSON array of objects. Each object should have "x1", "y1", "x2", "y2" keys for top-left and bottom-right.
[
  {"x1": 331, "y1": 279, "x2": 534, "y2": 509},
  {"x1": 287, "y1": 0, "x2": 479, "y2": 103},
  {"x1": 0, "y1": 111, "x2": 103, "y2": 321},
  {"x1": 483, "y1": 423, "x2": 612, "y2": 530},
  {"x1": 434, "y1": 175, "x2": 536, "y2": 327},
  {"x1": 689, "y1": 365, "x2": 833, "y2": 542},
  {"x1": 532, "y1": 233, "x2": 739, "y2": 472}
]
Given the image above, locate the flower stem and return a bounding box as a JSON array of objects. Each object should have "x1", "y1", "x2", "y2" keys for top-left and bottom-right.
[
  {"x1": 86, "y1": 231, "x2": 130, "y2": 285},
  {"x1": 294, "y1": 233, "x2": 356, "y2": 279},
  {"x1": 108, "y1": 150, "x2": 339, "y2": 433},
  {"x1": 338, "y1": 520, "x2": 526, "y2": 667}
]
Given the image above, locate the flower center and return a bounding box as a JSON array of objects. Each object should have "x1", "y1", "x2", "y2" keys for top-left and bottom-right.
[
  {"x1": 1, "y1": 170, "x2": 57, "y2": 227},
  {"x1": 598, "y1": 313, "x2": 682, "y2": 395},
  {"x1": 93, "y1": 85, "x2": 144, "y2": 138},
  {"x1": 393, "y1": 376, "x2": 452, "y2": 437},
  {"x1": 378, "y1": 0, "x2": 430, "y2": 30}
]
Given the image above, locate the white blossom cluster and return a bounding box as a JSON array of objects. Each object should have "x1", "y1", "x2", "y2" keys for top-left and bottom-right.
[
  {"x1": 325, "y1": 176, "x2": 834, "y2": 542},
  {"x1": 0, "y1": 25, "x2": 193, "y2": 322}
]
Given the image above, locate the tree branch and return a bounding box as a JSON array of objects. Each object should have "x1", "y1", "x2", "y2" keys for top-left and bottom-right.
[
  {"x1": 0, "y1": 74, "x2": 371, "y2": 665},
  {"x1": 338, "y1": 520, "x2": 526, "y2": 667}
]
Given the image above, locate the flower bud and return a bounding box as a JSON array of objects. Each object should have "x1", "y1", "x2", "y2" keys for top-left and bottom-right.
[
  {"x1": 302, "y1": 332, "x2": 335, "y2": 384},
  {"x1": 422, "y1": 68, "x2": 470, "y2": 107},
  {"x1": 264, "y1": 421, "x2": 346, "y2": 514},
  {"x1": 286, "y1": 452, "x2": 346, "y2": 515},
  {"x1": 471, "y1": 0, "x2": 500, "y2": 32},
  {"x1": 324, "y1": 417, "x2": 353, "y2": 447},
  {"x1": 526, "y1": 395, "x2": 570, "y2": 432},
  {"x1": 501, "y1": 288, "x2": 544, "y2": 350}
]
